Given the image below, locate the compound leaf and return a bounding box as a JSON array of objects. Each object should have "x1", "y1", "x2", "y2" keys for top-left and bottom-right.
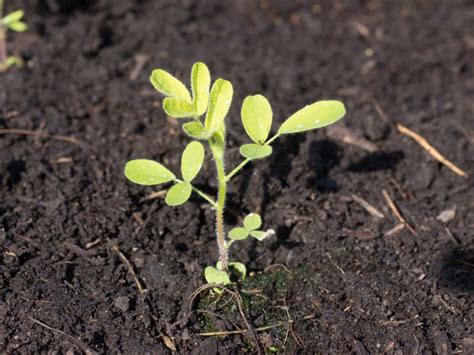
[
  {"x1": 150, "y1": 69, "x2": 191, "y2": 102},
  {"x1": 182, "y1": 122, "x2": 211, "y2": 140},
  {"x1": 181, "y1": 141, "x2": 205, "y2": 182},
  {"x1": 278, "y1": 100, "x2": 346, "y2": 134},
  {"x1": 2, "y1": 10, "x2": 24, "y2": 26},
  {"x1": 205, "y1": 79, "x2": 233, "y2": 133},
  {"x1": 228, "y1": 227, "x2": 249, "y2": 240},
  {"x1": 204, "y1": 266, "x2": 231, "y2": 285},
  {"x1": 239, "y1": 144, "x2": 272, "y2": 160},
  {"x1": 165, "y1": 181, "x2": 192, "y2": 206},
  {"x1": 163, "y1": 98, "x2": 194, "y2": 118},
  {"x1": 241, "y1": 95, "x2": 272, "y2": 144},
  {"x1": 244, "y1": 213, "x2": 261, "y2": 231},
  {"x1": 125, "y1": 159, "x2": 175, "y2": 186},
  {"x1": 191, "y1": 62, "x2": 211, "y2": 116}
]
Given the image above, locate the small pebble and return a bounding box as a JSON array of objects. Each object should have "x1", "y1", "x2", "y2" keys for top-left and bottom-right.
[
  {"x1": 113, "y1": 296, "x2": 130, "y2": 312},
  {"x1": 437, "y1": 208, "x2": 456, "y2": 223}
]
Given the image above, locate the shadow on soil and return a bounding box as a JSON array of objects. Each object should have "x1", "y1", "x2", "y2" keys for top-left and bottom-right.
[{"x1": 438, "y1": 247, "x2": 474, "y2": 293}]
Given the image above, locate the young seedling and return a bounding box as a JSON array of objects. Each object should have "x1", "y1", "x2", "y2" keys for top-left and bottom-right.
[
  {"x1": 125, "y1": 62, "x2": 346, "y2": 286},
  {"x1": 0, "y1": 0, "x2": 27, "y2": 70}
]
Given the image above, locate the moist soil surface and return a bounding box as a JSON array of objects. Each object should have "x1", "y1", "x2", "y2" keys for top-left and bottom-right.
[{"x1": 1, "y1": 0, "x2": 474, "y2": 353}]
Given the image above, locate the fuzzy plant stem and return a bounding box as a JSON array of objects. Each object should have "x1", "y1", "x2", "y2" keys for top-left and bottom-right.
[
  {"x1": 0, "y1": 0, "x2": 5, "y2": 64},
  {"x1": 209, "y1": 133, "x2": 228, "y2": 271}
]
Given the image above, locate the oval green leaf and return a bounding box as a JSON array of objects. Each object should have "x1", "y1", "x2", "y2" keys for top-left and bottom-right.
[
  {"x1": 165, "y1": 181, "x2": 192, "y2": 206},
  {"x1": 182, "y1": 122, "x2": 211, "y2": 140},
  {"x1": 191, "y1": 62, "x2": 211, "y2": 116},
  {"x1": 228, "y1": 262, "x2": 247, "y2": 280},
  {"x1": 244, "y1": 213, "x2": 261, "y2": 231},
  {"x1": 204, "y1": 266, "x2": 231, "y2": 285},
  {"x1": 8, "y1": 21, "x2": 27, "y2": 32},
  {"x1": 228, "y1": 227, "x2": 249, "y2": 241},
  {"x1": 163, "y1": 98, "x2": 194, "y2": 118},
  {"x1": 205, "y1": 79, "x2": 233, "y2": 133},
  {"x1": 125, "y1": 159, "x2": 175, "y2": 186},
  {"x1": 2, "y1": 10, "x2": 24, "y2": 26},
  {"x1": 239, "y1": 144, "x2": 272, "y2": 160},
  {"x1": 150, "y1": 69, "x2": 191, "y2": 102},
  {"x1": 278, "y1": 100, "x2": 346, "y2": 135},
  {"x1": 181, "y1": 141, "x2": 205, "y2": 182},
  {"x1": 241, "y1": 95, "x2": 272, "y2": 144},
  {"x1": 250, "y1": 230, "x2": 267, "y2": 241}
]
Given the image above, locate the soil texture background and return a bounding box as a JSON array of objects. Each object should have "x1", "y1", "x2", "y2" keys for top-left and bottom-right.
[{"x1": 1, "y1": 0, "x2": 473, "y2": 353}]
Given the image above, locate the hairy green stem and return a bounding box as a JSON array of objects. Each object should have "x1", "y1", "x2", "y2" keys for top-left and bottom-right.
[{"x1": 209, "y1": 132, "x2": 228, "y2": 271}]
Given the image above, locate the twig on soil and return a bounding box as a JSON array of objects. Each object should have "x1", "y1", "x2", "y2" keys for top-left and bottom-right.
[
  {"x1": 0, "y1": 128, "x2": 87, "y2": 149},
  {"x1": 326, "y1": 124, "x2": 378, "y2": 152},
  {"x1": 383, "y1": 223, "x2": 405, "y2": 237},
  {"x1": 263, "y1": 264, "x2": 290, "y2": 273},
  {"x1": 129, "y1": 53, "x2": 149, "y2": 81},
  {"x1": 388, "y1": 176, "x2": 411, "y2": 200},
  {"x1": 445, "y1": 227, "x2": 460, "y2": 245},
  {"x1": 326, "y1": 253, "x2": 345, "y2": 276},
  {"x1": 396, "y1": 123, "x2": 468, "y2": 178},
  {"x1": 28, "y1": 317, "x2": 97, "y2": 353},
  {"x1": 382, "y1": 189, "x2": 417, "y2": 236},
  {"x1": 139, "y1": 189, "x2": 167, "y2": 202},
  {"x1": 110, "y1": 242, "x2": 145, "y2": 294},
  {"x1": 351, "y1": 194, "x2": 384, "y2": 219}
]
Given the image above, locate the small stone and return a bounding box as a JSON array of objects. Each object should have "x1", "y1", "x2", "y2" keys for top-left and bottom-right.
[
  {"x1": 113, "y1": 296, "x2": 130, "y2": 312},
  {"x1": 437, "y1": 208, "x2": 456, "y2": 223}
]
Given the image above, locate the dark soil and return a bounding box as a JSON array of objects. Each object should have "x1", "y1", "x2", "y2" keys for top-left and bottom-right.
[{"x1": 1, "y1": 0, "x2": 474, "y2": 353}]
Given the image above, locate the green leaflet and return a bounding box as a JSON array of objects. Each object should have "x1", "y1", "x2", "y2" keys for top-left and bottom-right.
[
  {"x1": 191, "y1": 62, "x2": 211, "y2": 116},
  {"x1": 181, "y1": 141, "x2": 205, "y2": 182},
  {"x1": 150, "y1": 69, "x2": 192, "y2": 102},
  {"x1": 125, "y1": 159, "x2": 175, "y2": 186},
  {"x1": 165, "y1": 181, "x2": 192, "y2": 206},
  {"x1": 239, "y1": 144, "x2": 272, "y2": 160},
  {"x1": 278, "y1": 100, "x2": 346, "y2": 134},
  {"x1": 241, "y1": 95, "x2": 272, "y2": 144},
  {"x1": 205, "y1": 79, "x2": 233, "y2": 133},
  {"x1": 182, "y1": 122, "x2": 211, "y2": 140},
  {"x1": 2, "y1": 10, "x2": 24, "y2": 26},
  {"x1": 228, "y1": 227, "x2": 249, "y2": 240},
  {"x1": 163, "y1": 98, "x2": 194, "y2": 118},
  {"x1": 204, "y1": 266, "x2": 231, "y2": 285},
  {"x1": 250, "y1": 231, "x2": 267, "y2": 240},
  {"x1": 217, "y1": 261, "x2": 247, "y2": 280},
  {"x1": 244, "y1": 213, "x2": 261, "y2": 231}
]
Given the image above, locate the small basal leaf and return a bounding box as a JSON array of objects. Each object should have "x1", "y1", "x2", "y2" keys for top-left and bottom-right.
[
  {"x1": 204, "y1": 266, "x2": 231, "y2": 285},
  {"x1": 228, "y1": 262, "x2": 247, "y2": 280},
  {"x1": 150, "y1": 69, "x2": 192, "y2": 102},
  {"x1": 163, "y1": 98, "x2": 194, "y2": 118},
  {"x1": 241, "y1": 95, "x2": 272, "y2": 144},
  {"x1": 250, "y1": 229, "x2": 275, "y2": 241},
  {"x1": 239, "y1": 144, "x2": 272, "y2": 160},
  {"x1": 125, "y1": 159, "x2": 175, "y2": 186},
  {"x1": 278, "y1": 100, "x2": 346, "y2": 135},
  {"x1": 205, "y1": 79, "x2": 233, "y2": 133},
  {"x1": 182, "y1": 122, "x2": 211, "y2": 140},
  {"x1": 2, "y1": 10, "x2": 24, "y2": 26},
  {"x1": 181, "y1": 141, "x2": 205, "y2": 182},
  {"x1": 244, "y1": 213, "x2": 261, "y2": 231},
  {"x1": 165, "y1": 182, "x2": 192, "y2": 206},
  {"x1": 8, "y1": 21, "x2": 27, "y2": 32},
  {"x1": 228, "y1": 227, "x2": 249, "y2": 240},
  {"x1": 191, "y1": 62, "x2": 211, "y2": 116}
]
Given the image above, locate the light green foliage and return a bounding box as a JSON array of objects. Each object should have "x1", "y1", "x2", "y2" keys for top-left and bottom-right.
[
  {"x1": 4, "y1": 56, "x2": 22, "y2": 68},
  {"x1": 165, "y1": 181, "x2": 192, "y2": 206},
  {"x1": 205, "y1": 79, "x2": 233, "y2": 133},
  {"x1": 239, "y1": 143, "x2": 272, "y2": 160},
  {"x1": 1, "y1": 10, "x2": 27, "y2": 32},
  {"x1": 124, "y1": 159, "x2": 175, "y2": 185},
  {"x1": 181, "y1": 141, "x2": 205, "y2": 182},
  {"x1": 241, "y1": 95, "x2": 272, "y2": 144},
  {"x1": 191, "y1": 62, "x2": 211, "y2": 115},
  {"x1": 124, "y1": 61, "x2": 346, "y2": 288},
  {"x1": 182, "y1": 121, "x2": 211, "y2": 140},
  {"x1": 204, "y1": 266, "x2": 231, "y2": 286},
  {"x1": 150, "y1": 69, "x2": 192, "y2": 102},
  {"x1": 163, "y1": 98, "x2": 194, "y2": 118},
  {"x1": 244, "y1": 213, "x2": 261, "y2": 230},
  {"x1": 278, "y1": 100, "x2": 346, "y2": 134}
]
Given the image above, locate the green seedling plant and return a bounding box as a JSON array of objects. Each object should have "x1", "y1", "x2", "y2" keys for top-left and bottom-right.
[
  {"x1": 124, "y1": 62, "x2": 346, "y2": 287},
  {"x1": 0, "y1": 0, "x2": 27, "y2": 70}
]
